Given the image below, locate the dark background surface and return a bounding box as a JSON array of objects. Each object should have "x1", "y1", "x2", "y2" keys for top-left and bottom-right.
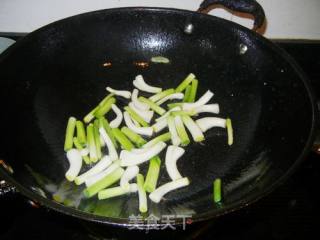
[{"x1": 0, "y1": 36, "x2": 319, "y2": 239}]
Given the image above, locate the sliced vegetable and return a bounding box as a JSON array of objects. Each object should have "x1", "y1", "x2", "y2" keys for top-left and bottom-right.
[
  {"x1": 156, "y1": 93, "x2": 184, "y2": 106},
  {"x1": 64, "y1": 117, "x2": 76, "y2": 151},
  {"x1": 138, "y1": 96, "x2": 166, "y2": 115},
  {"x1": 99, "y1": 127, "x2": 118, "y2": 161},
  {"x1": 155, "y1": 106, "x2": 181, "y2": 122},
  {"x1": 175, "y1": 73, "x2": 196, "y2": 93},
  {"x1": 151, "y1": 56, "x2": 170, "y2": 64},
  {"x1": 87, "y1": 124, "x2": 98, "y2": 162},
  {"x1": 73, "y1": 137, "x2": 90, "y2": 164},
  {"x1": 73, "y1": 138, "x2": 87, "y2": 156},
  {"x1": 93, "y1": 120, "x2": 102, "y2": 160},
  {"x1": 65, "y1": 149, "x2": 83, "y2": 182},
  {"x1": 64, "y1": 72, "x2": 234, "y2": 207},
  {"x1": 123, "y1": 140, "x2": 166, "y2": 156},
  {"x1": 195, "y1": 117, "x2": 226, "y2": 133},
  {"x1": 120, "y1": 166, "x2": 139, "y2": 190},
  {"x1": 182, "y1": 90, "x2": 214, "y2": 110},
  {"x1": 188, "y1": 79, "x2": 198, "y2": 102},
  {"x1": 174, "y1": 116, "x2": 190, "y2": 146},
  {"x1": 149, "y1": 177, "x2": 190, "y2": 203},
  {"x1": 83, "y1": 94, "x2": 114, "y2": 123},
  {"x1": 120, "y1": 142, "x2": 167, "y2": 167},
  {"x1": 128, "y1": 102, "x2": 154, "y2": 123},
  {"x1": 94, "y1": 97, "x2": 116, "y2": 118},
  {"x1": 144, "y1": 156, "x2": 161, "y2": 193},
  {"x1": 121, "y1": 127, "x2": 146, "y2": 147},
  {"x1": 106, "y1": 87, "x2": 131, "y2": 99},
  {"x1": 167, "y1": 115, "x2": 181, "y2": 146},
  {"x1": 123, "y1": 111, "x2": 153, "y2": 137},
  {"x1": 112, "y1": 127, "x2": 134, "y2": 150},
  {"x1": 149, "y1": 88, "x2": 174, "y2": 102},
  {"x1": 167, "y1": 102, "x2": 183, "y2": 109},
  {"x1": 226, "y1": 118, "x2": 233, "y2": 146},
  {"x1": 171, "y1": 110, "x2": 196, "y2": 117},
  {"x1": 98, "y1": 184, "x2": 138, "y2": 200},
  {"x1": 124, "y1": 106, "x2": 149, "y2": 127},
  {"x1": 131, "y1": 116, "x2": 141, "y2": 127},
  {"x1": 83, "y1": 167, "x2": 124, "y2": 198},
  {"x1": 99, "y1": 117, "x2": 118, "y2": 149},
  {"x1": 131, "y1": 89, "x2": 150, "y2": 111},
  {"x1": 98, "y1": 93, "x2": 115, "y2": 106},
  {"x1": 109, "y1": 104, "x2": 123, "y2": 128},
  {"x1": 79, "y1": 148, "x2": 89, "y2": 156},
  {"x1": 183, "y1": 85, "x2": 192, "y2": 102},
  {"x1": 99, "y1": 134, "x2": 106, "y2": 148},
  {"x1": 137, "y1": 174, "x2": 148, "y2": 213},
  {"x1": 142, "y1": 132, "x2": 171, "y2": 149},
  {"x1": 213, "y1": 178, "x2": 222, "y2": 203},
  {"x1": 165, "y1": 145, "x2": 185, "y2": 181},
  {"x1": 193, "y1": 104, "x2": 220, "y2": 115},
  {"x1": 75, "y1": 156, "x2": 112, "y2": 185},
  {"x1": 133, "y1": 75, "x2": 162, "y2": 93},
  {"x1": 84, "y1": 106, "x2": 99, "y2": 124},
  {"x1": 130, "y1": 148, "x2": 149, "y2": 154},
  {"x1": 152, "y1": 117, "x2": 168, "y2": 133},
  {"x1": 181, "y1": 115, "x2": 205, "y2": 142},
  {"x1": 75, "y1": 120, "x2": 86, "y2": 145},
  {"x1": 85, "y1": 161, "x2": 121, "y2": 187}
]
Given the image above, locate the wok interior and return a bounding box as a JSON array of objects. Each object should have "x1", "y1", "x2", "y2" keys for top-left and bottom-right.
[{"x1": 0, "y1": 9, "x2": 314, "y2": 222}]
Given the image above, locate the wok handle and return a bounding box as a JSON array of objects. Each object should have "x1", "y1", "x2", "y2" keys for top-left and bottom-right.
[{"x1": 198, "y1": 0, "x2": 266, "y2": 31}]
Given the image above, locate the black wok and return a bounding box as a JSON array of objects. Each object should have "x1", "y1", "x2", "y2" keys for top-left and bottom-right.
[{"x1": 0, "y1": 0, "x2": 317, "y2": 229}]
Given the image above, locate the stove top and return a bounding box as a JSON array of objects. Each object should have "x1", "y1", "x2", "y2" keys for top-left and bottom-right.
[{"x1": 0, "y1": 36, "x2": 319, "y2": 240}]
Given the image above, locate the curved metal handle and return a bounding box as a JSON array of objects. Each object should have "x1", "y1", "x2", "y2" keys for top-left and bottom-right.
[{"x1": 198, "y1": 0, "x2": 266, "y2": 31}]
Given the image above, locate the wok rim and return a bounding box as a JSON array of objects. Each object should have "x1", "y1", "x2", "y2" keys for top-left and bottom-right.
[{"x1": 0, "y1": 6, "x2": 318, "y2": 228}]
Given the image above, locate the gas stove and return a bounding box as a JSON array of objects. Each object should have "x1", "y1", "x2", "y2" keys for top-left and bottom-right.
[{"x1": 0, "y1": 35, "x2": 319, "y2": 240}]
